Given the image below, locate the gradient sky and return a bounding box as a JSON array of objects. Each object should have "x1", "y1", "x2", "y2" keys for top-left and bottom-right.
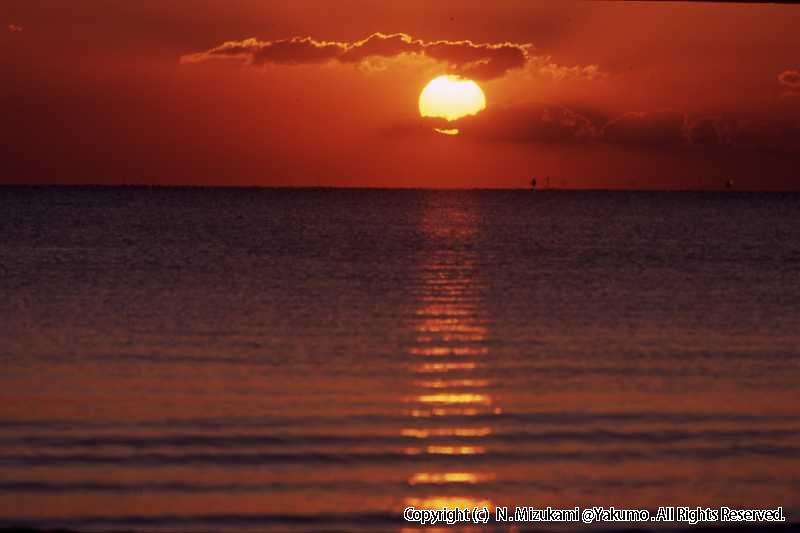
[{"x1": 2, "y1": 1, "x2": 799, "y2": 189}]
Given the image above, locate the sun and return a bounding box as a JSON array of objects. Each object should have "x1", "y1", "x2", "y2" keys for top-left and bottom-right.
[{"x1": 419, "y1": 75, "x2": 486, "y2": 130}]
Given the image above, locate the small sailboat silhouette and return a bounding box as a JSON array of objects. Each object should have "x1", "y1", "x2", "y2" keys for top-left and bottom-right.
[{"x1": 530, "y1": 177, "x2": 537, "y2": 190}]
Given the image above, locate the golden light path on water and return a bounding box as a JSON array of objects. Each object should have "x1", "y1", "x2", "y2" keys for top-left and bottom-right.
[{"x1": 402, "y1": 198, "x2": 500, "y2": 519}]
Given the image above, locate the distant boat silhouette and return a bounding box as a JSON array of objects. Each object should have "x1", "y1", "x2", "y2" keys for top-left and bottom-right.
[
  {"x1": 530, "y1": 178, "x2": 537, "y2": 190},
  {"x1": 726, "y1": 179, "x2": 734, "y2": 190}
]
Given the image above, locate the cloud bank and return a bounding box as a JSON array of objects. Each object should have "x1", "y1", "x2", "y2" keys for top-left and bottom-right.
[
  {"x1": 182, "y1": 32, "x2": 601, "y2": 81},
  {"x1": 779, "y1": 69, "x2": 800, "y2": 93},
  {"x1": 435, "y1": 105, "x2": 799, "y2": 154}
]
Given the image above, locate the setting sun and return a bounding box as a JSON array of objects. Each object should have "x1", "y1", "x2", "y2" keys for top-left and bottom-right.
[{"x1": 419, "y1": 75, "x2": 487, "y2": 129}]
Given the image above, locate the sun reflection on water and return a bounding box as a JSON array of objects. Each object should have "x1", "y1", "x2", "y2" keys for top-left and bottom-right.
[
  {"x1": 414, "y1": 362, "x2": 479, "y2": 373},
  {"x1": 404, "y1": 496, "x2": 494, "y2": 511},
  {"x1": 408, "y1": 472, "x2": 495, "y2": 485},
  {"x1": 415, "y1": 379, "x2": 490, "y2": 389},
  {"x1": 425, "y1": 445, "x2": 486, "y2": 455},
  {"x1": 417, "y1": 393, "x2": 492, "y2": 405},
  {"x1": 401, "y1": 427, "x2": 492, "y2": 439},
  {"x1": 401, "y1": 198, "x2": 501, "y2": 522},
  {"x1": 408, "y1": 346, "x2": 488, "y2": 356}
]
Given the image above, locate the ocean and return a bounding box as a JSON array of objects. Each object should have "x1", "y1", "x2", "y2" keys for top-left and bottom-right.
[{"x1": 0, "y1": 187, "x2": 798, "y2": 532}]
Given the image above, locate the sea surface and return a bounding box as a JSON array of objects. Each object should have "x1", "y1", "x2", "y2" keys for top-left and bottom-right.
[{"x1": 0, "y1": 187, "x2": 799, "y2": 532}]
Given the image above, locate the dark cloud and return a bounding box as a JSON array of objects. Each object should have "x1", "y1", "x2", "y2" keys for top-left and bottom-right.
[
  {"x1": 451, "y1": 104, "x2": 598, "y2": 144},
  {"x1": 339, "y1": 33, "x2": 422, "y2": 63},
  {"x1": 602, "y1": 111, "x2": 688, "y2": 148},
  {"x1": 417, "y1": 106, "x2": 800, "y2": 155},
  {"x1": 422, "y1": 39, "x2": 528, "y2": 80},
  {"x1": 183, "y1": 32, "x2": 560, "y2": 81},
  {"x1": 408, "y1": 106, "x2": 787, "y2": 153},
  {"x1": 187, "y1": 36, "x2": 346, "y2": 65},
  {"x1": 779, "y1": 69, "x2": 800, "y2": 92},
  {"x1": 252, "y1": 37, "x2": 346, "y2": 65},
  {"x1": 675, "y1": 115, "x2": 799, "y2": 153},
  {"x1": 685, "y1": 117, "x2": 721, "y2": 146}
]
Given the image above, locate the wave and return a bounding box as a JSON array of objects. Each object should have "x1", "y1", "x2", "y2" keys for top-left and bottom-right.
[
  {"x1": 0, "y1": 428, "x2": 796, "y2": 450},
  {"x1": 1, "y1": 411, "x2": 797, "y2": 431},
  {"x1": 2, "y1": 444, "x2": 798, "y2": 467}
]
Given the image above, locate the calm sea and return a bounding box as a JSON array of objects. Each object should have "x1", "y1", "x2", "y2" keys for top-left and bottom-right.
[{"x1": 0, "y1": 187, "x2": 799, "y2": 532}]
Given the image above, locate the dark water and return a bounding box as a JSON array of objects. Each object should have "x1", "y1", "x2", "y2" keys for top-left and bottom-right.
[{"x1": 1, "y1": 187, "x2": 799, "y2": 532}]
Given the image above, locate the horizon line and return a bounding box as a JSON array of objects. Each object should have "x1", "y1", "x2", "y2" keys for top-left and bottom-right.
[{"x1": 1, "y1": 183, "x2": 796, "y2": 193}]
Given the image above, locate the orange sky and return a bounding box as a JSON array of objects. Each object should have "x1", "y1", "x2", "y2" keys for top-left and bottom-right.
[{"x1": 2, "y1": 1, "x2": 799, "y2": 189}]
